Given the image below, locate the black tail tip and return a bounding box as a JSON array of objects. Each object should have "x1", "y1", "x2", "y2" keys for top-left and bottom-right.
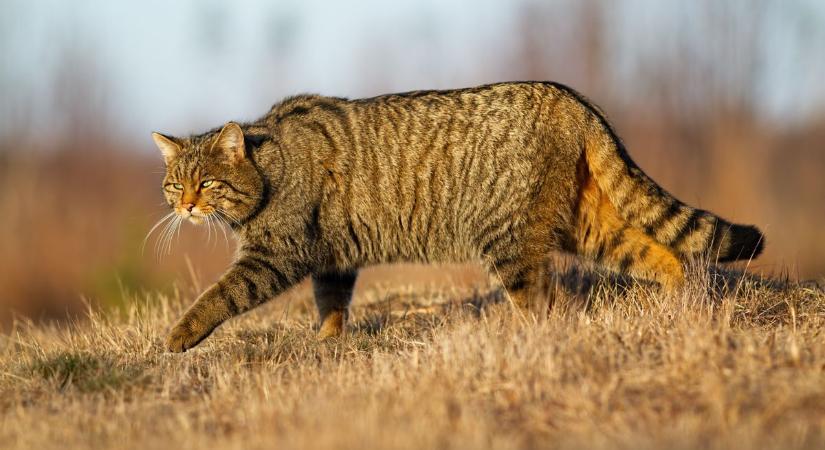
[{"x1": 720, "y1": 224, "x2": 765, "y2": 262}]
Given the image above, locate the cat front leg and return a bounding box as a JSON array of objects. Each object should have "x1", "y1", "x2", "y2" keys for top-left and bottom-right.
[{"x1": 166, "y1": 253, "x2": 307, "y2": 352}]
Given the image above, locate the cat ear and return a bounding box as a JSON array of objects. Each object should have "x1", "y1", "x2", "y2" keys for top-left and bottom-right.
[
  {"x1": 151, "y1": 132, "x2": 181, "y2": 165},
  {"x1": 212, "y1": 122, "x2": 246, "y2": 162}
]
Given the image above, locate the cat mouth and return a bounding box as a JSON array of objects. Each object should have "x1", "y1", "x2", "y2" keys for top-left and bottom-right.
[{"x1": 177, "y1": 208, "x2": 208, "y2": 224}]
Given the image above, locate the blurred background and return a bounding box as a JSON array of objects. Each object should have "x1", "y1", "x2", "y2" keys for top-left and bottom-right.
[{"x1": 1, "y1": 0, "x2": 824, "y2": 327}]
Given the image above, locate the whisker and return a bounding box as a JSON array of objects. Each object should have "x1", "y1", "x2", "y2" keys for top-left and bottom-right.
[
  {"x1": 206, "y1": 215, "x2": 214, "y2": 247},
  {"x1": 142, "y1": 212, "x2": 176, "y2": 255},
  {"x1": 156, "y1": 216, "x2": 176, "y2": 260},
  {"x1": 211, "y1": 215, "x2": 218, "y2": 249},
  {"x1": 207, "y1": 214, "x2": 214, "y2": 245},
  {"x1": 154, "y1": 216, "x2": 174, "y2": 260},
  {"x1": 216, "y1": 209, "x2": 241, "y2": 226},
  {"x1": 213, "y1": 212, "x2": 231, "y2": 247},
  {"x1": 172, "y1": 216, "x2": 183, "y2": 255},
  {"x1": 214, "y1": 210, "x2": 233, "y2": 227},
  {"x1": 158, "y1": 215, "x2": 181, "y2": 259},
  {"x1": 213, "y1": 216, "x2": 224, "y2": 248},
  {"x1": 166, "y1": 216, "x2": 182, "y2": 256}
]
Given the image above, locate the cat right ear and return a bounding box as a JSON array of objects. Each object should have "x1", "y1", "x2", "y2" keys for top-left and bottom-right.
[{"x1": 151, "y1": 132, "x2": 181, "y2": 165}]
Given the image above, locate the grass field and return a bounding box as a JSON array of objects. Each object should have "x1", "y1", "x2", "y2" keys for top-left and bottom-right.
[
  {"x1": 3, "y1": 4, "x2": 825, "y2": 448},
  {"x1": 2, "y1": 260, "x2": 824, "y2": 450}
]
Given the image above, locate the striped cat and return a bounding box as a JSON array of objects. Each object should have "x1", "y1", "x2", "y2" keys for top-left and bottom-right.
[{"x1": 151, "y1": 81, "x2": 763, "y2": 352}]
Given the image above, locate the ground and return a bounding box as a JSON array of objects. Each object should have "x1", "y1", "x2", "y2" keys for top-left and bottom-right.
[{"x1": 2, "y1": 259, "x2": 824, "y2": 450}]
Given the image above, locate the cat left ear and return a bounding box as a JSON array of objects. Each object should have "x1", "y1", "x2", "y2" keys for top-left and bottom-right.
[
  {"x1": 151, "y1": 132, "x2": 181, "y2": 165},
  {"x1": 212, "y1": 122, "x2": 246, "y2": 162}
]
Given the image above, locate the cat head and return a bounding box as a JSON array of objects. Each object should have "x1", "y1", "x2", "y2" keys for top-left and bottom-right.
[{"x1": 152, "y1": 122, "x2": 264, "y2": 226}]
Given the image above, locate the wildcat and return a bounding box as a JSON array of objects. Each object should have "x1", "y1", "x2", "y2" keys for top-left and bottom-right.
[{"x1": 151, "y1": 81, "x2": 763, "y2": 352}]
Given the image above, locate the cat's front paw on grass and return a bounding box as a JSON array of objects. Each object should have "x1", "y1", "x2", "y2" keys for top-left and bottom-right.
[{"x1": 165, "y1": 322, "x2": 208, "y2": 352}]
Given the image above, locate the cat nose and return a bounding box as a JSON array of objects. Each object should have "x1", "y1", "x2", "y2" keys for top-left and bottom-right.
[{"x1": 182, "y1": 203, "x2": 195, "y2": 212}]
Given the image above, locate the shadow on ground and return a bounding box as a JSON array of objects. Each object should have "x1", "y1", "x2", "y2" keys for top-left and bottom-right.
[{"x1": 347, "y1": 252, "x2": 825, "y2": 334}]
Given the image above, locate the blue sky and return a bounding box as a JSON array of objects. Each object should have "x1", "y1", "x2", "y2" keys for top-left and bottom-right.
[{"x1": 1, "y1": 0, "x2": 824, "y2": 146}]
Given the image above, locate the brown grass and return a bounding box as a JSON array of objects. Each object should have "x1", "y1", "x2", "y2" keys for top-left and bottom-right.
[
  {"x1": 2, "y1": 5, "x2": 823, "y2": 447},
  {"x1": 2, "y1": 263, "x2": 824, "y2": 450}
]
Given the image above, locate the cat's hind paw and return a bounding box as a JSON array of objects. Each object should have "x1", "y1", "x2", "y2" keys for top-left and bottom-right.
[{"x1": 317, "y1": 310, "x2": 346, "y2": 341}]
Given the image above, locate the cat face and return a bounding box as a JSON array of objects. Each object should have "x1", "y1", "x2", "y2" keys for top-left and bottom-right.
[{"x1": 152, "y1": 122, "x2": 264, "y2": 226}]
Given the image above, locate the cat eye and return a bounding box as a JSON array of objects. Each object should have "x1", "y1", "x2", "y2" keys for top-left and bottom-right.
[
  {"x1": 172, "y1": 183, "x2": 183, "y2": 190},
  {"x1": 201, "y1": 180, "x2": 214, "y2": 188}
]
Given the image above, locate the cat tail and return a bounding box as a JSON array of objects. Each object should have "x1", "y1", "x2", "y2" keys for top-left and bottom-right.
[{"x1": 554, "y1": 84, "x2": 765, "y2": 262}]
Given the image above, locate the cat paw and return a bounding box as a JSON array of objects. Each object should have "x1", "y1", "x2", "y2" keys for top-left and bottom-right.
[
  {"x1": 165, "y1": 322, "x2": 206, "y2": 352},
  {"x1": 317, "y1": 310, "x2": 346, "y2": 340}
]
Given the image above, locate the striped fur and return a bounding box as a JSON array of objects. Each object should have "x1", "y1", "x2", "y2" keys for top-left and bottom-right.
[
  {"x1": 561, "y1": 85, "x2": 765, "y2": 262},
  {"x1": 153, "y1": 81, "x2": 764, "y2": 352}
]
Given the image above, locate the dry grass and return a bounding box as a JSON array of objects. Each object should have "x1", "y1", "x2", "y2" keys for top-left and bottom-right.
[{"x1": 2, "y1": 262, "x2": 824, "y2": 450}]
